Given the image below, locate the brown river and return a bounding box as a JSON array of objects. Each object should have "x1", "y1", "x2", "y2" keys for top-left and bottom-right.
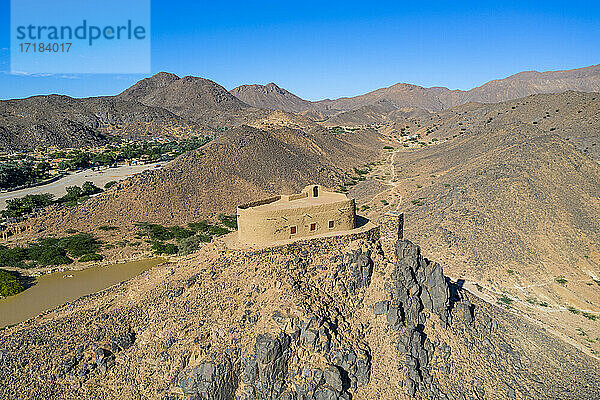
[{"x1": 0, "y1": 258, "x2": 164, "y2": 328}]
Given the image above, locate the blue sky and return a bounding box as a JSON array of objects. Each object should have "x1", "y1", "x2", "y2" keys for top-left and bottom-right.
[{"x1": 1, "y1": 0, "x2": 599, "y2": 101}]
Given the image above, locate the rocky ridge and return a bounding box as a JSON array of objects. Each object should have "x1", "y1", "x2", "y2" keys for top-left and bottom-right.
[
  {"x1": 229, "y1": 64, "x2": 600, "y2": 121},
  {"x1": 1, "y1": 218, "x2": 598, "y2": 399}
]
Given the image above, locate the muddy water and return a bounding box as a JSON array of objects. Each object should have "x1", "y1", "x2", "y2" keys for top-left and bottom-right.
[{"x1": 0, "y1": 258, "x2": 164, "y2": 328}]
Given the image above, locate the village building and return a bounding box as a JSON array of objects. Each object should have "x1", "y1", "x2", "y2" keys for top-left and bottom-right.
[{"x1": 237, "y1": 185, "x2": 356, "y2": 246}]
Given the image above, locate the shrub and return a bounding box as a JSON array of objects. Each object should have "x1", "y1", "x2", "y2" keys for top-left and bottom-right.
[
  {"x1": 60, "y1": 233, "x2": 102, "y2": 257},
  {"x1": 104, "y1": 181, "x2": 118, "y2": 189},
  {"x1": 27, "y1": 239, "x2": 72, "y2": 266},
  {"x1": 0, "y1": 269, "x2": 24, "y2": 297},
  {"x1": 567, "y1": 306, "x2": 580, "y2": 315},
  {"x1": 218, "y1": 214, "x2": 238, "y2": 230},
  {"x1": 0, "y1": 245, "x2": 28, "y2": 268},
  {"x1": 79, "y1": 253, "x2": 104, "y2": 262},
  {"x1": 168, "y1": 226, "x2": 194, "y2": 240},
  {"x1": 151, "y1": 241, "x2": 178, "y2": 255},
  {"x1": 56, "y1": 182, "x2": 102, "y2": 205},
  {"x1": 197, "y1": 233, "x2": 212, "y2": 243},
  {"x1": 149, "y1": 224, "x2": 173, "y2": 241},
  {"x1": 555, "y1": 277, "x2": 568, "y2": 285},
  {"x1": 81, "y1": 181, "x2": 102, "y2": 196},
  {"x1": 178, "y1": 236, "x2": 203, "y2": 255},
  {"x1": 188, "y1": 221, "x2": 209, "y2": 233},
  {"x1": 498, "y1": 295, "x2": 513, "y2": 306},
  {"x1": 208, "y1": 225, "x2": 229, "y2": 237},
  {"x1": 0, "y1": 233, "x2": 102, "y2": 268},
  {"x1": 98, "y1": 225, "x2": 118, "y2": 231},
  {"x1": 58, "y1": 186, "x2": 82, "y2": 204},
  {"x1": 582, "y1": 312, "x2": 598, "y2": 321},
  {"x1": 0, "y1": 160, "x2": 50, "y2": 190},
  {"x1": 135, "y1": 223, "x2": 173, "y2": 241}
]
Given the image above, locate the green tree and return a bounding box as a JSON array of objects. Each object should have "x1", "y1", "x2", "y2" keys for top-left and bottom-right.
[
  {"x1": 0, "y1": 269, "x2": 24, "y2": 297},
  {"x1": 2, "y1": 193, "x2": 55, "y2": 219},
  {"x1": 218, "y1": 214, "x2": 238, "y2": 230},
  {"x1": 168, "y1": 225, "x2": 194, "y2": 240},
  {"x1": 151, "y1": 241, "x2": 178, "y2": 255},
  {"x1": 79, "y1": 253, "x2": 103, "y2": 262},
  {"x1": 178, "y1": 236, "x2": 203, "y2": 255},
  {"x1": 60, "y1": 233, "x2": 102, "y2": 257},
  {"x1": 27, "y1": 238, "x2": 72, "y2": 266},
  {"x1": 81, "y1": 181, "x2": 102, "y2": 196},
  {"x1": 0, "y1": 246, "x2": 28, "y2": 268},
  {"x1": 58, "y1": 186, "x2": 83, "y2": 204},
  {"x1": 104, "y1": 181, "x2": 118, "y2": 190}
]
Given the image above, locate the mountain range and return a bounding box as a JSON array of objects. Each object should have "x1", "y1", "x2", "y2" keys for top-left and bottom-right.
[
  {"x1": 2, "y1": 64, "x2": 600, "y2": 150},
  {"x1": 232, "y1": 64, "x2": 600, "y2": 119}
]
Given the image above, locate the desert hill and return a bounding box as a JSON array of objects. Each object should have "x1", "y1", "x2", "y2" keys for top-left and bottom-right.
[
  {"x1": 350, "y1": 91, "x2": 600, "y2": 355},
  {"x1": 117, "y1": 72, "x2": 277, "y2": 129},
  {"x1": 0, "y1": 94, "x2": 201, "y2": 150},
  {"x1": 385, "y1": 91, "x2": 600, "y2": 160},
  {"x1": 1, "y1": 230, "x2": 599, "y2": 399},
  {"x1": 323, "y1": 100, "x2": 432, "y2": 127},
  {"x1": 118, "y1": 72, "x2": 250, "y2": 121},
  {"x1": 230, "y1": 82, "x2": 313, "y2": 113},
  {"x1": 28, "y1": 124, "x2": 384, "y2": 235},
  {"x1": 0, "y1": 72, "x2": 267, "y2": 151},
  {"x1": 461, "y1": 64, "x2": 600, "y2": 104}
]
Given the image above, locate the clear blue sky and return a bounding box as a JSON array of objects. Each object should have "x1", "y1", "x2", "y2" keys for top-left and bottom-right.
[{"x1": 1, "y1": 0, "x2": 599, "y2": 101}]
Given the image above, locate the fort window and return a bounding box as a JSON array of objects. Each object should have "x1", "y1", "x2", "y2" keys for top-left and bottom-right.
[
  {"x1": 290, "y1": 226, "x2": 297, "y2": 235},
  {"x1": 313, "y1": 186, "x2": 319, "y2": 197},
  {"x1": 310, "y1": 223, "x2": 316, "y2": 231},
  {"x1": 328, "y1": 220, "x2": 334, "y2": 229}
]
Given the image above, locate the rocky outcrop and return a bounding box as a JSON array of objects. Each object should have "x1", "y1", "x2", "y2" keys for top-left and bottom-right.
[
  {"x1": 1, "y1": 232, "x2": 600, "y2": 399},
  {"x1": 384, "y1": 240, "x2": 458, "y2": 397}
]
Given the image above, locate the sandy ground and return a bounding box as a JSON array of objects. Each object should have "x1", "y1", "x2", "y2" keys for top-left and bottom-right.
[{"x1": 0, "y1": 162, "x2": 166, "y2": 210}]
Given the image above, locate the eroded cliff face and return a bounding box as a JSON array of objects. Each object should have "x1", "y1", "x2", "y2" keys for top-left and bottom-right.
[{"x1": 1, "y1": 231, "x2": 599, "y2": 399}]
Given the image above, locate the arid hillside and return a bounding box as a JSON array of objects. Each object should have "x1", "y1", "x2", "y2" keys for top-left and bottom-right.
[
  {"x1": 28, "y1": 124, "x2": 385, "y2": 235},
  {"x1": 323, "y1": 100, "x2": 432, "y2": 127},
  {"x1": 231, "y1": 64, "x2": 600, "y2": 121},
  {"x1": 349, "y1": 92, "x2": 600, "y2": 355},
  {"x1": 118, "y1": 72, "x2": 253, "y2": 123},
  {"x1": 0, "y1": 72, "x2": 265, "y2": 151},
  {"x1": 2, "y1": 231, "x2": 599, "y2": 399},
  {"x1": 230, "y1": 82, "x2": 313, "y2": 113},
  {"x1": 117, "y1": 72, "x2": 276, "y2": 128},
  {"x1": 4, "y1": 66, "x2": 599, "y2": 150},
  {"x1": 0, "y1": 94, "x2": 201, "y2": 150}
]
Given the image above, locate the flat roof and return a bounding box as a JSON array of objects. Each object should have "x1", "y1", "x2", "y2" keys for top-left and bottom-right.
[{"x1": 246, "y1": 191, "x2": 350, "y2": 212}]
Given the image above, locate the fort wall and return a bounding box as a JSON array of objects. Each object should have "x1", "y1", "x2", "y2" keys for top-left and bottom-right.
[{"x1": 237, "y1": 185, "x2": 356, "y2": 246}]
